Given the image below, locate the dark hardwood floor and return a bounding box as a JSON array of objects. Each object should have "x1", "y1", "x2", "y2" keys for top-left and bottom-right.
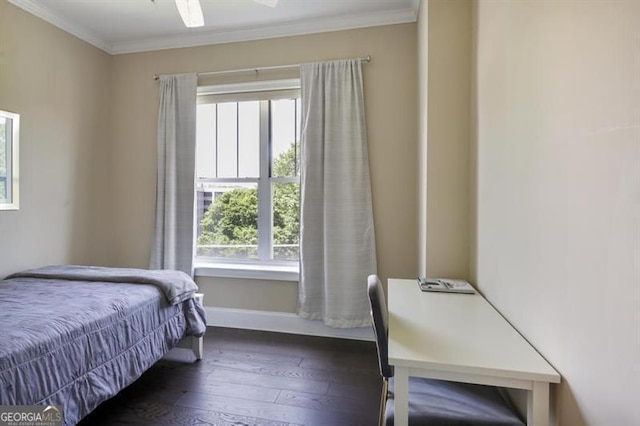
[{"x1": 79, "y1": 327, "x2": 382, "y2": 426}]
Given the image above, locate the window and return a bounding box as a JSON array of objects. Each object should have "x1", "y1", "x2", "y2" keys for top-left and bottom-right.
[
  {"x1": 195, "y1": 83, "x2": 301, "y2": 272},
  {"x1": 0, "y1": 109, "x2": 19, "y2": 211}
]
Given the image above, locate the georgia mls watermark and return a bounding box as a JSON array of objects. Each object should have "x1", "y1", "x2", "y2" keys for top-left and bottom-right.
[{"x1": 0, "y1": 405, "x2": 62, "y2": 426}]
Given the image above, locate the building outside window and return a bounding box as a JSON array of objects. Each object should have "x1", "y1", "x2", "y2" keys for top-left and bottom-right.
[{"x1": 195, "y1": 83, "x2": 301, "y2": 270}]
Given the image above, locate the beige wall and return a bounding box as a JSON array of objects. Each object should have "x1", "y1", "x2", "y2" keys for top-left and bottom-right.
[
  {"x1": 418, "y1": 0, "x2": 475, "y2": 280},
  {"x1": 418, "y1": 0, "x2": 473, "y2": 279},
  {"x1": 197, "y1": 277, "x2": 297, "y2": 312},
  {"x1": 424, "y1": 0, "x2": 472, "y2": 278},
  {"x1": 417, "y1": 0, "x2": 428, "y2": 276},
  {"x1": 110, "y1": 24, "x2": 418, "y2": 311},
  {"x1": 0, "y1": 1, "x2": 112, "y2": 277},
  {"x1": 474, "y1": 1, "x2": 640, "y2": 424}
]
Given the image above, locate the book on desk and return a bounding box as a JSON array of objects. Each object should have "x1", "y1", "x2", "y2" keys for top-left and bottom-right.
[{"x1": 417, "y1": 278, "x2": 476, "y2": 294}]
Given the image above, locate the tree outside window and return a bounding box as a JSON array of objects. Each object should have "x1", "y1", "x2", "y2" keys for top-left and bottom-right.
[{"x1": 197, "y1": 143, "x2": 299, "y2": 260}]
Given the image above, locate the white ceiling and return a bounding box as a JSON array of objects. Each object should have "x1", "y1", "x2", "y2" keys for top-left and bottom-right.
[{"x1": 8, "y1": 0, "x2": 419, "y2": 55}]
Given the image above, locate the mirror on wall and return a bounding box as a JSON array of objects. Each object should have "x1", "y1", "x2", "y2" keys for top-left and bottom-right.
[{"x1": 0, "y1": 110, "x2": 19, "y2": 210}]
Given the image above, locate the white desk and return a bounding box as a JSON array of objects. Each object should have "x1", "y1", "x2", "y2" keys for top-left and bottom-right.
[{"x1": 387, "y1": 279, "x2": 560, "y2": 426}]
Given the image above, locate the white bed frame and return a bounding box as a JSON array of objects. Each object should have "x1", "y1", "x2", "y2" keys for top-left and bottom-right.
[{"x1": 176, "y1": 293, "x2": 204, "y2": 360}]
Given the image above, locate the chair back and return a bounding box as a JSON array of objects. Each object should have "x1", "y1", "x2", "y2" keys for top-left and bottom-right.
[{"x1": 367, "y1": 275, "x2": 394, "y2": 378}]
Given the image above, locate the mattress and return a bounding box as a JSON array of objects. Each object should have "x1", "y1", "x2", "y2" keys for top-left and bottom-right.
[{"x1": 0, "y1": 273, "x2": 206, "y2": 425}]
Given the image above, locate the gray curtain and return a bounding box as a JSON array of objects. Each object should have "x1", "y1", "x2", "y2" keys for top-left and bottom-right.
[
  {"x1": 149, "y1": 73, "x2": 197, "y2": 275},
  {"x1": 297, "y1": 59, "x2": 377, "y2": 328}
]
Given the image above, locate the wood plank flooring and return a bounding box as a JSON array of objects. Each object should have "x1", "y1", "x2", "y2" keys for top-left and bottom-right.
[{"x1": 79, "y1": 327, "x2": 382, "y2": 426}]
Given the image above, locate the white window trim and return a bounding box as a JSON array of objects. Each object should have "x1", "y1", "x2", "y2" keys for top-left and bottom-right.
[
  {"x1": 257, "y1": 100, "x2": 272, "y2": 261},
  {"x1": 194, "y1": 79, "x2": 301, "y2": 279},
  {"x1": 194, "y1": 261, "x2": 299, "y2": 281},
  {"x1": 198, "y1": 78, "x2": 300, "y2": 96}
]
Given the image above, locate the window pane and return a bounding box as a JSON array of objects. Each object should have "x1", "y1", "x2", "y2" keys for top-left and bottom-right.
[
  {"x1": 196, "y1": 104, "x2": 216, "y2": 178},
  {"x1": 272, "y1": 181, "x2": 300, "y2": 261},
  {"x1": 196, "y1": 181, "x2": 258, "y2": 259},
  {"x1": 217, "y1": 102, "x2": 238, "y2": 178},
  {"x1": 271, "y1": 99, "x2": 298, "y2": 177},
  {"x1": 0, "y1": 115, "x2": 13, "y2": 206},
  {"x1": 238, "y1": 101, "x2": 260, "y2": 178}
]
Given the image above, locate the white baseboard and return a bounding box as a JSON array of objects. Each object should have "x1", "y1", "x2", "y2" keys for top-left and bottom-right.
[{"x1": 204, "y1": 306, "x2": 374, "y2": 341}]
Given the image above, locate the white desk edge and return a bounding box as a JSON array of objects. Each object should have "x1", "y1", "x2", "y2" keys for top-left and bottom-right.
[{"x1": 387, "y1": 278, "x2": 561, "y2": 426}]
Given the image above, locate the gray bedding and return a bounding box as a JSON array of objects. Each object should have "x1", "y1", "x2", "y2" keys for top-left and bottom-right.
[
  {"x1": 0, "y1": 266, "x2": 207, "y2": 425},
  {"x1": 8, "y1": 265, "x2": 199, "y2": 305}
]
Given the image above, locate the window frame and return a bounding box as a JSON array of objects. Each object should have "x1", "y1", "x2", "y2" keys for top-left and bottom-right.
[{"x1": 194, "y1": 80, "x2": 301, "y2": 280}]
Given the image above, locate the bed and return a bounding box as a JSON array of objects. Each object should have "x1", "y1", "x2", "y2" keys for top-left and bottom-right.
[{"x1": 0, "y1": 265, "x2": 207, "y2": 425}]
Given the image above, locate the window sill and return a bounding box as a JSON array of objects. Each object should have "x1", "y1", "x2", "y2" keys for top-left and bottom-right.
[{"x1": 194, "y1": 262, "x2": 299, "y2": 282}]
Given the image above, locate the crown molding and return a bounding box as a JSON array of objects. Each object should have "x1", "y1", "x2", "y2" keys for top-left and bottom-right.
[
  {"x1": 112, "y1": 7, "x2": 417, "y2": 54},
  {"x1": 7, "y1": 0, "x2": 113, "y2": 53},
  {"x1": 8, "y1": 0, "x2": 418, "y2": 56}
]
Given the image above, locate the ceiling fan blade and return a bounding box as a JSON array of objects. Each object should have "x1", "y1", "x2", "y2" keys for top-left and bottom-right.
[
  {"x1": 175, "y1": 0, "x2": 204, "y2": 28},
  {"x1": 254, "y1": 0, "x2": 279, "y2": 7}
]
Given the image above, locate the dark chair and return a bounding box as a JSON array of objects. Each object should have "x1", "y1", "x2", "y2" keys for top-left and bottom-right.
[{"x1": 367, "y1": 275, "x2": 525, "y2": 426}]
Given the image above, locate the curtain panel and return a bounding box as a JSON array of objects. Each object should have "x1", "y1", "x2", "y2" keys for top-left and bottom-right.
[
  {"x1": 149, "y1": 73, "x2": 197, "y2": 275},
  {"x1": 298, "y1": 59, "x2": 377, "y2": 328}
]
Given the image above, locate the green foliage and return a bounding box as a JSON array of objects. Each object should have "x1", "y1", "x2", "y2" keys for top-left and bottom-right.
[
  {"x1": 197, "y1": 142, "x2": 300, "y2": 260},
  {"x1": 272, "y1": 182, "x2": 300, "y2": 259},
  {"x1": 272, "y1": 144, "x2": 299, "y2": 177},
  {"x1": 198, "y1": 188, "x2": 259, "y2": 257}
]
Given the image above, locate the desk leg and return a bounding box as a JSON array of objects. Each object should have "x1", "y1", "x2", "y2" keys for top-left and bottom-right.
[
  {"x1": 394, "y1": 367, "x2": 409, "y2": 426},
  {"x1": 527, "y1": 381, "x2": 550, "y2": 426}
]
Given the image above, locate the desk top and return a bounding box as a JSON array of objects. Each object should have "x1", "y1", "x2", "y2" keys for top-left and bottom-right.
[{"x1": 387, "y1": 279, "x2": 560, "y2": 383}]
